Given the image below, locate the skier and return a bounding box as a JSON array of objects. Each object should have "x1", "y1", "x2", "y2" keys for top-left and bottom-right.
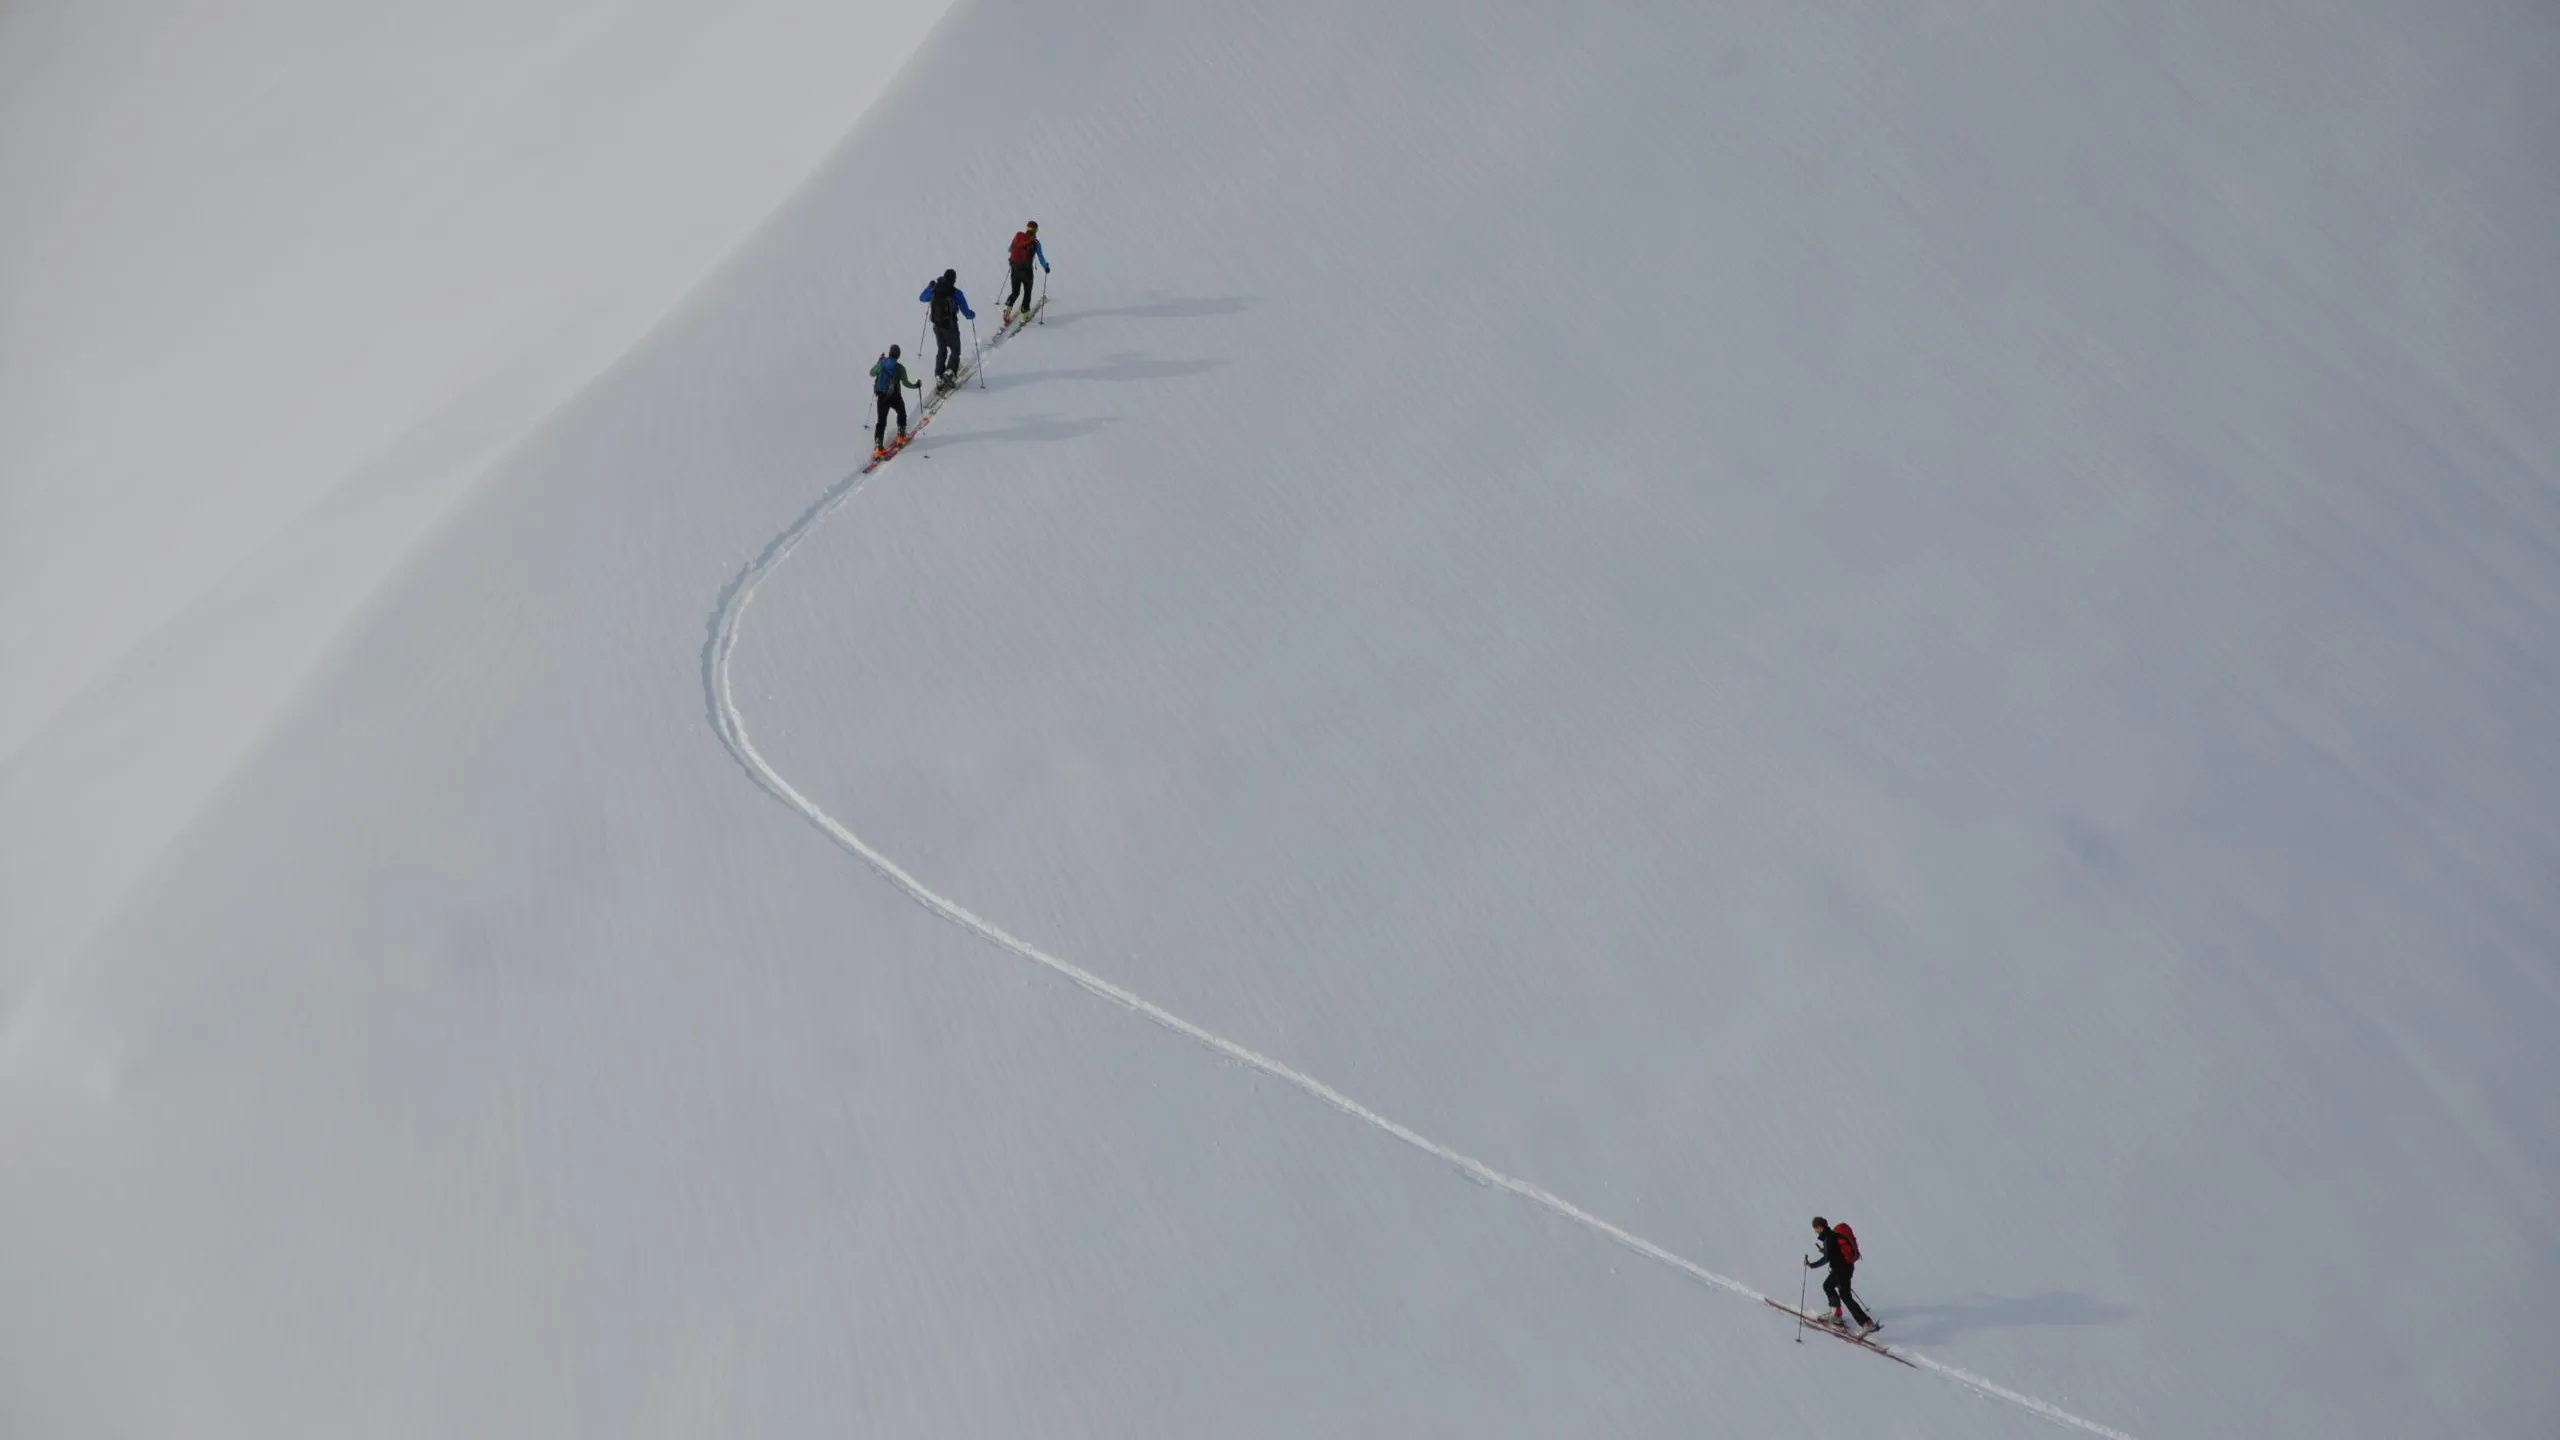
[
  {"x1": 868, "y1": 344, "x2": 923, "y2": 458},
  {"x1": 1806, "y1": 1217, "x2": 1878, "y2": 1334},
  {"x1": 1003, "y1": 220, "x2": 1049, "y2": 324},
  {"x1": 918, "y1": 269, "x2": 976, "y2": 387}
]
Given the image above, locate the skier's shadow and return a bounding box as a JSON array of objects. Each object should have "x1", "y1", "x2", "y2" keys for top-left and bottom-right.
[
  {"x1": 922, "y1": 413, "x2": 1118, "y2": 450},
  {"x1": 1881, "y1": 1292, "x2": 2131, "y2": 1346},
  {"x1": 991, "y1": 353, "x2": 1223, "y2": 388},
  {"x1": 1039, "y1": 294, "x2": 1258, "y2": 326}
]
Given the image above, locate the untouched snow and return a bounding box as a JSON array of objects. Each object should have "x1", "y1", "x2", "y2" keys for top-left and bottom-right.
[
  {"x1": 0, "y1": 0, "x2": 952, "y2": 975},
  {"x1": 7, "y1": 1, "x2": 2559, "y2": 1436}
]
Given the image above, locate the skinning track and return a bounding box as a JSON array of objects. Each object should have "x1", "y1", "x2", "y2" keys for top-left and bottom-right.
[{"x1": 700, "y1": 309, "x2": 2136, "y2": 1440}]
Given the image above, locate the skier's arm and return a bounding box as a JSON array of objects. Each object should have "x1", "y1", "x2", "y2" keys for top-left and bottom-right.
[
  {"x1": 958, "y1": 290, "x2": 975, "y2": 320},
  {"x1": 919, "y1": 281, "x2": 936, "y2": 302},
  {"x1": 903, "y1": 365, "x2": 923, "y2": 391},
  {"x1": 1036, "y1": 239, "x2": 1050, "y2": 272}
]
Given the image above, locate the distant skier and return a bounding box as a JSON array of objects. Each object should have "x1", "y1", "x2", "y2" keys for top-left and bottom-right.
[
  {"x1": 869, "y1": 344, "x2": 922, "y2": 457},
  {"x1": 918, "y1": 269, "x2": 976, "y2": 387},
  {"x1": 1003, "y1": 220, "x2": 1049, "y2": 323},
  {"x1": 1806, "y1": 1217, "x2": 1877, "y2": 1334}
]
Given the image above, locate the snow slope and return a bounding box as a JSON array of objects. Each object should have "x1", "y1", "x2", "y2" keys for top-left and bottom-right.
[
  {"x1": 0, "y1": 0, "x2": 952, "y2": 976},
  {"x1": 8, "y1": 1, "x2": 2559, "y2": 1436}
]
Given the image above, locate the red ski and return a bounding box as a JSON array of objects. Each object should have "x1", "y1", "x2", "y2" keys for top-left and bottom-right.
[
  {"x1": 860, "y1": 416, "x2": 930, "y2": 473},
  {"x1": 1762, "y1": 1299, "x2": 1917, "y2": 1368}
]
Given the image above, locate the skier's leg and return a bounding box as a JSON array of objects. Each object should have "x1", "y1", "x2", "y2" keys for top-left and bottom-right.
[
  {"x1": 874, "y1": 394, "x2": 891, "y2": 446},
  {"x1": 1821, "y1": 1272, "x2": 1847, "y2": 1319},
  {"x1": 1837, "y1": 1266, "x2": 1873, "y2": 1329},
  {"x1": 891, "y1": 392, "x2": 909, "y2": 438}
]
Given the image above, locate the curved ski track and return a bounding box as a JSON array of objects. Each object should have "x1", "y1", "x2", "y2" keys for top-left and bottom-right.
[{"x1": 701, "y1": 345, "x2": 2136, "y2": 1440}]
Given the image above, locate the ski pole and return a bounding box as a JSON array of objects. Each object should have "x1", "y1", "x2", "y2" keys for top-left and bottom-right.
[
  {"x1": 1796, "y1": 1256, "x2": 1809, "y2": 1343},
  {"x1": 1038, "y1": 267, "x2": 1048, "y2": 324},
  {"x1": 969, "y1": 316, "x2": 984, "y2": 387}
]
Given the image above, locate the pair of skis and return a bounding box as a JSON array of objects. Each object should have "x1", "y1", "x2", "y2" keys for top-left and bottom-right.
[
  {"x1": 939, "y1": 295, "x2": 1046, "y2": 405},
  {"x1": 922, "y1": 345, "x2": 983, "y2": 418},
  {"x1": 992, "y1": 294, "x2": 1047, "y2": 345},
  {"x1": 861, "y1": 415, "x2": 930, "y2": 473},
  {"x1": 1762, "y1": 1298, "x2": 1915, "y2": 1367}
]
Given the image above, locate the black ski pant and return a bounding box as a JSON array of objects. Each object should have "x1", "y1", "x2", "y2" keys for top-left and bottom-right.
[
  {"x1": 873, "y1": 391, "x2": 908, "y2": 445},
  {"x1": 933, "y1": 322, "x2": 963, "y2": 379},
  {"x1": 1006, "y1": 261, "x2": 1036, "y2": 311},
  {"x1": 1822, "y1": 1263, "x2": 1873, "y2": 1327}
]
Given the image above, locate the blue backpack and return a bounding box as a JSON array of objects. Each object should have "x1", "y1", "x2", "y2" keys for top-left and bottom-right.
[{"x1": 872, "y1": 356, "x2": 899, "y2": 396}]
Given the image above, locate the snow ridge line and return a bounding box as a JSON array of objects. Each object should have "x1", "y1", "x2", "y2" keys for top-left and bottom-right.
[{"x1": 702, "y1": 381, "x2": 2134, "y2": 1440}]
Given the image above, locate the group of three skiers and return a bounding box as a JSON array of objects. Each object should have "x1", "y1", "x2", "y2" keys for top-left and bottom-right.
[{"x1": 867, "y1": 221, "x2": 1053, "y2": 458}]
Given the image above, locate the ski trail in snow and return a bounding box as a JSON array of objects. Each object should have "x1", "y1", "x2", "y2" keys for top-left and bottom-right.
[{"x1": 702, "y1": 411, "x2": 2134, "y2": 1440}]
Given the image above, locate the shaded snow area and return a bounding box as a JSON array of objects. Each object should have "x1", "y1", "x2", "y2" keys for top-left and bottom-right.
[
  {"x1": 6, "y1": 1, "x2": 2558, "y2": 1436},
  {"x1": 0, "y1": 0, "x2": 952, "y2": 978}
]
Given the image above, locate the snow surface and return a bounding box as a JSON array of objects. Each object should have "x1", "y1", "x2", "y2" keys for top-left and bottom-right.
[
  {"x1": 0, "y1": 0, "x2": 952, "y2": 976},
  {"x1": 7, "y1": 1, "x2": 2560, "y2": 1436}
]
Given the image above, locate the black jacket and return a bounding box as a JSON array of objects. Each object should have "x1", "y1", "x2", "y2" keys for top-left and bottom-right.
[
  {"x1": 1809, "y1": 1227, "x2": 1852, "y2": 1271},
  {"x1": 920, "y1": 277, "x2": 976, "y2": 327}
]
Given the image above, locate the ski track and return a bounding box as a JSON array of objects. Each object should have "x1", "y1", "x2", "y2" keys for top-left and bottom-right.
[{"x1": 699, "y1": 315, "x2": 2136, "y2": 1440}]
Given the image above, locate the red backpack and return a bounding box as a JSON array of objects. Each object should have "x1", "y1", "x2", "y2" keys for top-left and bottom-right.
[
  {"x1": 1833, "y1": 1222, "x2": 1861, "y2": 1263},
  {"x1": 1010, "y1": 230, "x2": 1036, "y2": 265}
]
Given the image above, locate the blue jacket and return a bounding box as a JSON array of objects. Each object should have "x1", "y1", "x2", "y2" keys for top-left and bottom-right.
[{"x1": 920, "y1": 278, "x2": 976, "y2": 323}]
